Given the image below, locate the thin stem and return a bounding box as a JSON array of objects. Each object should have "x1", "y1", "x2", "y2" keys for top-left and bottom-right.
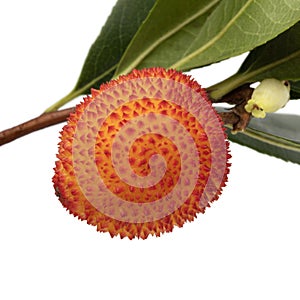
[
  {"x1": 0, "y1": 108, "x2": 239, "y2": 147},
  {"x1": 44, "y1": 92, "x2": 78, "y2": 114},
  {"x1": 207, "y1": 48, "x2": 300, "y2": 100},
  {"x1": 0, "y1": 107, "x2": 75, "y2": 146},
  {"x1": 207, "y1": 73, "x2": 246, "y2": 100},
  {"x1": 0, "y1": 83, "x2": 253, "y2": 146},
  {"x1": 44, "y1": 64, "x2": 117, "y2": 113}
]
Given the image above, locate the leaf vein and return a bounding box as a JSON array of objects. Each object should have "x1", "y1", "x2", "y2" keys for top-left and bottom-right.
[
  {"x1": 116, "y1": 0, "x2": 220, "y2": 75},
  {"x1": 171, "y1": 0, "x2": 254, "y2": 69}
]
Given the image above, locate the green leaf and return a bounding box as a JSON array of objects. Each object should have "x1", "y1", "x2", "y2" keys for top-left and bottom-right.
[
  {"x1": 174, "y1": 0, "x2": 300, "y2": 71},
  {"x1": 209, "y1": 21, "x2": 300, "y2": 99},
  {"x1": 44, "y1": 0, "x2": 155, "y2": 112},
  {"x1": 115, "y1": 0, "x2": 221, "y2": 76},
  {"x1": 116, "y1": 0, "x2": 300, "y2": 76},
  {"x1": 226, "y1": 113, "x2": 300, "y2": 164},
  {"x1": 74, "y1": 0, "x2": 155, "y2": 93},
  {"x1": 291, "y1": 80, "x2": 300, "y2": 99}
]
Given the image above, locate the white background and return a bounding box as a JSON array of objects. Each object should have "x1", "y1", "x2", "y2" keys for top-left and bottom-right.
[{"x1": 0, "y1": 1, "x2": 299, "y2": 299}]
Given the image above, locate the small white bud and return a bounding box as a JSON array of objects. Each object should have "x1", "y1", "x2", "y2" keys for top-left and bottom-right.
[{"x1": 244, "y1": 78, "x2": 290, "y2": 118}]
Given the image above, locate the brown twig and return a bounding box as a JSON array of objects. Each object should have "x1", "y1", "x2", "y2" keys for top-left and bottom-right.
[
  {"x1": 215, "y1": 84, "x2": 254, "y2": 133},
  {"x1": 0, "y1": 107, "x2": 75, "y2": 146},
  {"x1": 213, "y1": 84, "x2": 254, "y2": 105},
  {"x1": 0, "y1": 85, "x2": 255, "y2": 146}
]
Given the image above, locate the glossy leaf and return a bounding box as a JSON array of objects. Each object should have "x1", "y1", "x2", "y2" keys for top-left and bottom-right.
[
  {"x1": 45, "y1": 0, "x2": 155, "y2": 112},
  {"x1": 209, "y1": 21, "x2": 300, "y2": 99},
  {"x1": 291, "y1": 81, "x2": 300, "y2": 100},
  {"x1": 75, "y1": 0, "x2": 155, "y2": 91},
  {"x1": 174, "y1": 0, "x2": 300, "y2": 70},
  {"x1": 115, "y1": 0, "x2": 221, "y2": 76},
  {"x1": 227, "y1": 113, "x2": 300, "y2": 164},
  {"x1": 116, "y1": 0, "x2": 300, "y2": 76}
]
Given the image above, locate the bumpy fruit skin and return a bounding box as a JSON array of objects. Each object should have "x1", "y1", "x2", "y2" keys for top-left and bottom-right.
[
  {"x1": 53, "y1": 67, "x2": 230, "y2": 239},
  {"x1": 245, "y1": 79, "x2": 290, "y2": 118}
]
